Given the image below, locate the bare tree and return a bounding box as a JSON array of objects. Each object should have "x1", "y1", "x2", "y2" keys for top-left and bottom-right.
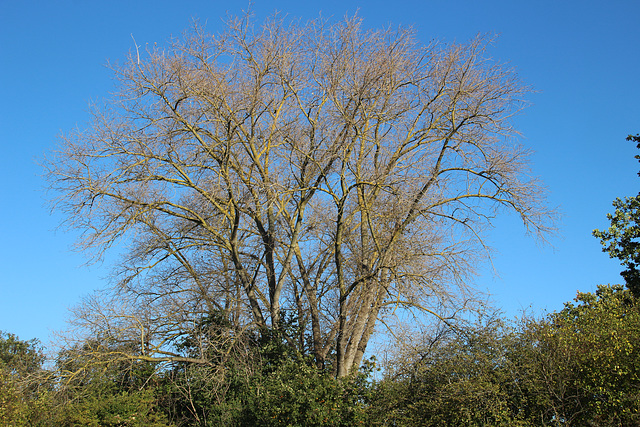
[{"x1": 46, "y1": 14, "x2": 553, "y2": 377}]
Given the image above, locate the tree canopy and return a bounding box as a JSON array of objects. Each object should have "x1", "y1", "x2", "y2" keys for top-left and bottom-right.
[
  {"x1": 594, "y1": 134, "x2": 640, "y2": 298},
  {"x1": 370, "y1": 285, "x2": 640, "y2": 426},
  {"x1": 46, "y1": 14, "x2": 553, "y2": 377}
]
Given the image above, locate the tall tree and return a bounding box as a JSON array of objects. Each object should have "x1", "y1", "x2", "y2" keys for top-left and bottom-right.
[
  {"x1": 594, "y1": 133, "x2": 640, "y2": 298},
  {"x1": 46, "y1": 14, "x2": 553, "y2": 376}
]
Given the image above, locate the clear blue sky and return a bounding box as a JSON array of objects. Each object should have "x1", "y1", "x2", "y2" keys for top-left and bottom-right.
[{"x1": 1, "y1": 0, "x2": 639, "y2": 347}]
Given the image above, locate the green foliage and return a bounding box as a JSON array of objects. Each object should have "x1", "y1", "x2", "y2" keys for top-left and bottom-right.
[
  {"x1": 53, "y1": 388, "x2": 172, "y2": 427},
  {"x1": 371, "y1": 287, "x2": 640, "y2": 426},
  {"x1": 594, "y1": 133, "x2": 640, "y2": 298},
  {"x1": 0, "y1": 368, "x2": 28, "y2": 425},
  {"x1": 241, "y1": 358, "x2": 371, "y2": 426},
  {"x1": 0, "y1": 376, "x2": 57, "y2": 427},
  {"x1": 0, "y1": 331, "x2": 53, "y2": 426},
  {"x1": 25, "y1": 337, "x2": 173, "y2": 427},
  {"x1": 503, "y1": 317, "x2": 577, "y2": 424},
  {"x1": 5, "y1": 285, "x2": 635, "y2": 426},
  {"x1": 55, "y1": 336, "x2": 162, "y2": 396},
  {"x1": 548, "y1": 285, "x2": 640, "y2": 425},
  {"x1": 158, "y1": 355, "x2": 254, "y2": 425},
  {"x1": 159, "y1": 312, "x2": 372, "y2": 426},
  {"x1": 369, "y1": 318, "x2": 529, "y2": 426},
  {"x1": 505, "y1": 285, "x2": 640, "y2": 425},
  {"x1": 0, "y1": 331, "x2": 45, "y2": 377}
]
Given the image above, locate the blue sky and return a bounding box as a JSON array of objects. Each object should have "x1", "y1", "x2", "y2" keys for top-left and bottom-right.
[{"x1": 1, "y1": 0, "x2": 639, "y2": 346}]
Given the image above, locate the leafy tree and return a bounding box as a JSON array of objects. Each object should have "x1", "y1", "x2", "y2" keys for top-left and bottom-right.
[
  {"x1": 547, "y1": 285, "x2": 640, "y2": 425},
  {"x1": 503, "y1": 285, "x2": 640, "y2": 425},
  {"x1": 594, "y1": 133, "x2": 640, "y2": 298},
  {"x1": 372, "y1": 286, "x2": 640, "y2": 426},
  {"x1": 156, "y1": 312, "x2": 264, "y2": 425},
  {"x1": 48, "y1": 336, "x2": 172, "y2": 427},
  {"x1": 369, "y1": 317, "x2": 529, "y2": 426},
  {"x1": 504, "y1": 316, "x2": 579, "y2": 425},
  {"x1": 240, "y1": 357, "x2": 371, "y2": 426},
  {"x1": 52, "y1": 388, "x2": 172, "y2": 427},
  {"x1": 0, "y1": 331, "x2": 45, "y2": 378},
  {"x1": 157, "y1": 312, "x2": 372, "y2": 426},
  {"x1": 45, "y1": 12, "x2": 553, "y2": 378},
  {"x1": 0, "y1": 331, "x2": 50, "y2": 426}
]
